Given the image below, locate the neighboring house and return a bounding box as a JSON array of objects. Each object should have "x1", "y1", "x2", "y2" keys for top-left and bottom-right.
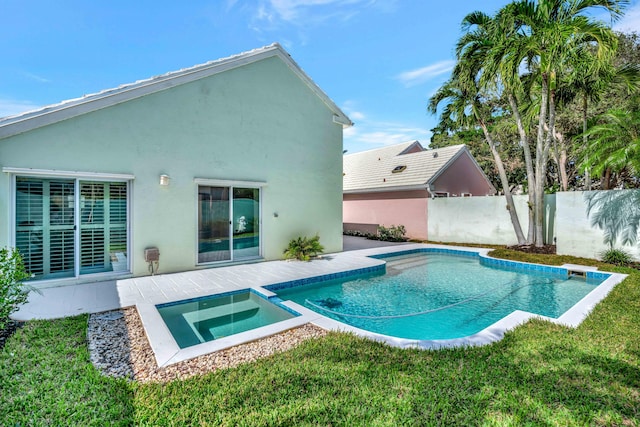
[
  {"x1": 343, "y1": 141, "x2": 495, "y2": 240},
  {"x1": 0, "y1": 43, "x2": 352, "y2": 285}
]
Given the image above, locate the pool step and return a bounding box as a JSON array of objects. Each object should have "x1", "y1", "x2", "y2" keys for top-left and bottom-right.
[
  {"x1": 182, "y1": 299, "x2": 260, "y2": 325},
  {"x1": 386, "y1": 255, "x2": 431, "y2": 270},
  {"x1": 182, "y1": 299, "x2": 262, "y2": 343},
  {"x1": 194, "y1": 307, "x2": 260, "y2": 341}
]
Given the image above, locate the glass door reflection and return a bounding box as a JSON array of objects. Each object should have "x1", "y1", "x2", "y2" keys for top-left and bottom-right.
[
  {"x1": 198, "y1": 186, "x2": 231, "y2": 263},
  {"x1": 232, "y1": 187, "x2": 260, "y2": 259}
]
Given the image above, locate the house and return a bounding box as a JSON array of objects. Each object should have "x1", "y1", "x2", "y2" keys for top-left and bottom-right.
[
  {"x1": 0, "y1": 43, "x2": 352, "y2": 285},
  {"x1": 343, "y1": 141, "x2": 495, "y2": 240}
]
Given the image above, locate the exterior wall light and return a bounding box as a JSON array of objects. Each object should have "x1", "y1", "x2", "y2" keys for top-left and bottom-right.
[{"x1": 159, "y1": 174, "x2": 170, "y2": 186}]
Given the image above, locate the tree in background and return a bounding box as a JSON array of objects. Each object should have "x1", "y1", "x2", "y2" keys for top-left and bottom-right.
[
  {"x1": 580, "y1": 109, "x2": 640, "y2": 183},
  {"x1": 429, "y1": 51, "x2": 528, "y2": 244},
  {"x1": 430, "y1": 0, "x2": 627, "y2": 247}
]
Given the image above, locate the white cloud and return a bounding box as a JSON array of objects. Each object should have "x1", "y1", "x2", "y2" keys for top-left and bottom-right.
[
  {"x1": 0, "y1": 98, "x2": 40, "y2": 118},
  {"x1": 348, "y1": 111, "x2": 366, "y2": 121},
  {"x1": 396, "y1": 60, "x2": 455, "y2": 87},
  {"x1": 23, "y1": 72, "x2": 51, "y2": 83},
  {"x1": 341, "y1": 101, "x2": 431, "y2": 152},
  {"x1": 345, "y1": 120, "x2": 431, "y2": 147},
  {"x1": 249, "y1": 0, "x2": 395, "y2": 33},
  {"x1": 340, "y1": 100, "x2": 366, "y2": 122},
  {"x1": 614, "y1": 2, "x2": 640, "y2": 32}
]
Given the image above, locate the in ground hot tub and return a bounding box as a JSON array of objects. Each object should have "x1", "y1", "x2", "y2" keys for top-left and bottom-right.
[{"x1": 157, "y1": 290, "x2": 298, "y2": 349}]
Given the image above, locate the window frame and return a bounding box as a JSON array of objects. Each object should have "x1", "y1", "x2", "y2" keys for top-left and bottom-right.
[
  {"x1": 5, "y1": 168, "x2": 133, "y2": 284},
  {"x1": 194, "y1": 178, "x2": 266, "y2": 266}
]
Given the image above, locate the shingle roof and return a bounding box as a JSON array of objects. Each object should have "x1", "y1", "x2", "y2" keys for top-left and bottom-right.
[
  {"x1": 343, "y1": 141, "x2": 468, "y2": 193},
  {"x1": 0, "y1": 43, "x2": 352, "y2": 139}
]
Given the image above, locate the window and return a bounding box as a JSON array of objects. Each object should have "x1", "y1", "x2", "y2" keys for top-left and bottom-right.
[
  {"x1": 197, "y1": 185, "x2": 260, "y2": 264},
  {"x1": 14, "y1": 176, "x2": 129, "y2": 281}
]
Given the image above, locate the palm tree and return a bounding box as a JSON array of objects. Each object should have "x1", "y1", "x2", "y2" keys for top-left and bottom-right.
[
  {"x1": 561, "y1": 50, "x2": 639, "y2": 190},
  {"x1": 428, "y1": 67, "x2": 527, "y2": 245},
  {"x1": 579, "y1": 108, "x2": 640, "y2": 184},
  {"x1": 490, "y1": 0, "x2": 625, "y2": 246},
  {"x1": 457, "y1": 9, "x2": 537, "y2": 244},
  {"x1": 431, "y1": 0, "x2": 627, "y2": 245}
]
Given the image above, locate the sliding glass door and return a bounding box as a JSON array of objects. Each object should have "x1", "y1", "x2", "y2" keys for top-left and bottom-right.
[
  {"x1": 232, "y1": 187, "x2": 260, "y2": 258},
  {"x1": 80, "y1": 181, "x2": 128, "y2": 274},
  {"x1": 198, "y1": 185, "x2": 260, "y2": 264},
  {"x1": 198, "y1": 186, "x2": 231, "y2": 263},
  {"x1": 15, "y1": 177, "x2": 129, "y2": 281}
]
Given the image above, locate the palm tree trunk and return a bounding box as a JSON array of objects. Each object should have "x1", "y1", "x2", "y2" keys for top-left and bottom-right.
[
  {"x1": 539, "y1": 81, "x2": 557, "y2": 247},
  {"x1": 553, "y1": 129, "x2": 569, "y2": 191},
  {"x1": 534, "y1": 75, "x2": 550, "y2": 247},
  {"x1": 559, "y1": 147, "x2": 568, "y2": 191},
  {"x1": 479, "y1": 120, "x2": 526, "y2": 245},
  {"x1": 508, "y1": 93, "x2": 535, "y2": 244},
  {"x1": 604, "y1": 168, "x2": 612, "y2": 189},
  {"x1": 583, "y1": 94, "x2": 591, "y2": 190}
]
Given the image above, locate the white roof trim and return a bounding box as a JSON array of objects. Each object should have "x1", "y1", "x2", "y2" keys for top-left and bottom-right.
[
  {"x1": 2, "y1": 167, "x2": 135, "y2": 180},
  {"x1": 0, "y1": 43, "x2": 352, "y2": 139},
  {"x1": 194, "y1": 178, "x2": 268, "y2": 187},
  {"x1": 344, "y1": 184, "x2": 428, "y2": 194}
]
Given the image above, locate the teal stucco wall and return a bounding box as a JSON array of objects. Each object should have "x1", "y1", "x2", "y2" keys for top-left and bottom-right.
[{"x1": 0, "y1": 55, "x2": 344, "y2": 280}]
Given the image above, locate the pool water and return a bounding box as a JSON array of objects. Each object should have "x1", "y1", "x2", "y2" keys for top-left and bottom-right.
[
  {"x1": 275, "y1": 253, "x2": 604, "y2": 340},
  {"x1": 157, "y1": 291, "x2": 297, "y2": 349}
]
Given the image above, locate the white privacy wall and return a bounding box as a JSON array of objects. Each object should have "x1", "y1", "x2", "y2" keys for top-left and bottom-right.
[
  {"x1": 427, "y1": 194, "x2": 556, "y2": 246},
  {"x1": 556, "y1": 190, "x2": 640, "y2": 261},
  {"x1": 428, "y1": 189, "x2": 640, "y2": 261}
]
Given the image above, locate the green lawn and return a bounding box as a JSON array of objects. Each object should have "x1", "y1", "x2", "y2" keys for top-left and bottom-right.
[{"x1": 1, "y1": 250, "x2": 639, "y2": 426}]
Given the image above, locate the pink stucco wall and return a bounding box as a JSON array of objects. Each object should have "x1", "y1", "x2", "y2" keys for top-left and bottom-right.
[
  {"x1": 343, "y1": 190, "x2": 429, "y2": 240},
  {"x1": 431, "y1": 152, "x2": 496, "y2": 196}
]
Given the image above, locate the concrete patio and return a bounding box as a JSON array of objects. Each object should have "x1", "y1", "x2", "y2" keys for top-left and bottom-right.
[{"x1": 13, "y1": 238, "x2": 411, "y2": 321}]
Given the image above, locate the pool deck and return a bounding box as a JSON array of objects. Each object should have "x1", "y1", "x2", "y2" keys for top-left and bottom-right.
[
  {"x1": 12, "y1": 243, "x2": 627, "y2": 367},
  {"x1": 13, "y1": 243, "x2": 414, "y2": 321}
]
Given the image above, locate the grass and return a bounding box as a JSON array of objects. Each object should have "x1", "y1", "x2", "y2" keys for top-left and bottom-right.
[
  {"x1": 0, "y1": 316, "x2": 133, "y2": 426},
  {"x1": 1, "y1": 249, "x2": 639, "y2": 426}
]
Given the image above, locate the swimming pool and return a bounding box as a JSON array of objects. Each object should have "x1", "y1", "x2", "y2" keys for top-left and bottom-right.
[
  {"x1": 273, "y1": 251, "x2": 609, "y2": 341},
  {"x1": 133, "y1": 244, "x2": 625, "y2": 366}
]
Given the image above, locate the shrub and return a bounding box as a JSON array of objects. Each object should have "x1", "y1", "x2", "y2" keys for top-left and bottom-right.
[
  {"x1": 377, "y1": 225, "x2": 407, "y2": 242},
  {"x1": 284, "y1": 235, "x2": 324, "y2": 261},
  {"x1": 343, "y1": 229, "x2": 374, "y2": 239},
  {"x1": 600, "y1": 247, "x2": 633, "y2": 266},
  {"x1": 0, "y1": 247, "x2": 33, "y2": 331}
]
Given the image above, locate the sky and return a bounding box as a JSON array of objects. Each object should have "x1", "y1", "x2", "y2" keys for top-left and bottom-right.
[{"x1": 1, "y1": 1, "x2": 639, "y2": 154}]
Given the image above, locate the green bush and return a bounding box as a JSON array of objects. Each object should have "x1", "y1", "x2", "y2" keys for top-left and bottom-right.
[
  {"x1": 600, "y1": 247, "x2": 633, "y2": 266},
  {"x1": 377, "y1": 225, "x2": 407, "y2": 242},
  {"x1": 343, "y1": 229, "x2": 374, "y2": 239},
  {"x1": 284, "y1": 235, "x2": 324, "y2": 261},
  {"x1": 0, "y1": 247, "x2": 33, "y2": 331}
]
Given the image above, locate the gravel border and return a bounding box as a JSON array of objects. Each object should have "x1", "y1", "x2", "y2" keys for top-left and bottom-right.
[{"x1": 87, "y1": 307, "x2": 327, "y2": 383}]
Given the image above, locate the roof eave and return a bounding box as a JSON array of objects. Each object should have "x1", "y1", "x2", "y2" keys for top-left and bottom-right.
[{"x1": 343, "y1": 184, "x2": 428, "y2": 194}]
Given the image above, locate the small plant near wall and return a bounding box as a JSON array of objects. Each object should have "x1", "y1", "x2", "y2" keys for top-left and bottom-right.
[
  {"x1": 343, "y1": 229, "x2": 375, "y2": 239},
  {"x1": 284, "y1": 235, "x2": 324, "y2": 261},
  {"x1": 0, "y1": 247, "x2": 34, "y2": 332},
  {"x1": 600, "y1": 247, "x2": 633, "y2": 266},
  {"x1": 377, "y1": 225, "x2": 407, "y2": 242}
]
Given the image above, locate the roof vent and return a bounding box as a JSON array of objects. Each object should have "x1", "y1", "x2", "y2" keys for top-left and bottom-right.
[
  {"x1": 433, "y1": 152, "x2": 438, "y2": 158},
  {"x1": 391, "y1": 165, "x2": 407, "y2": 174}
]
